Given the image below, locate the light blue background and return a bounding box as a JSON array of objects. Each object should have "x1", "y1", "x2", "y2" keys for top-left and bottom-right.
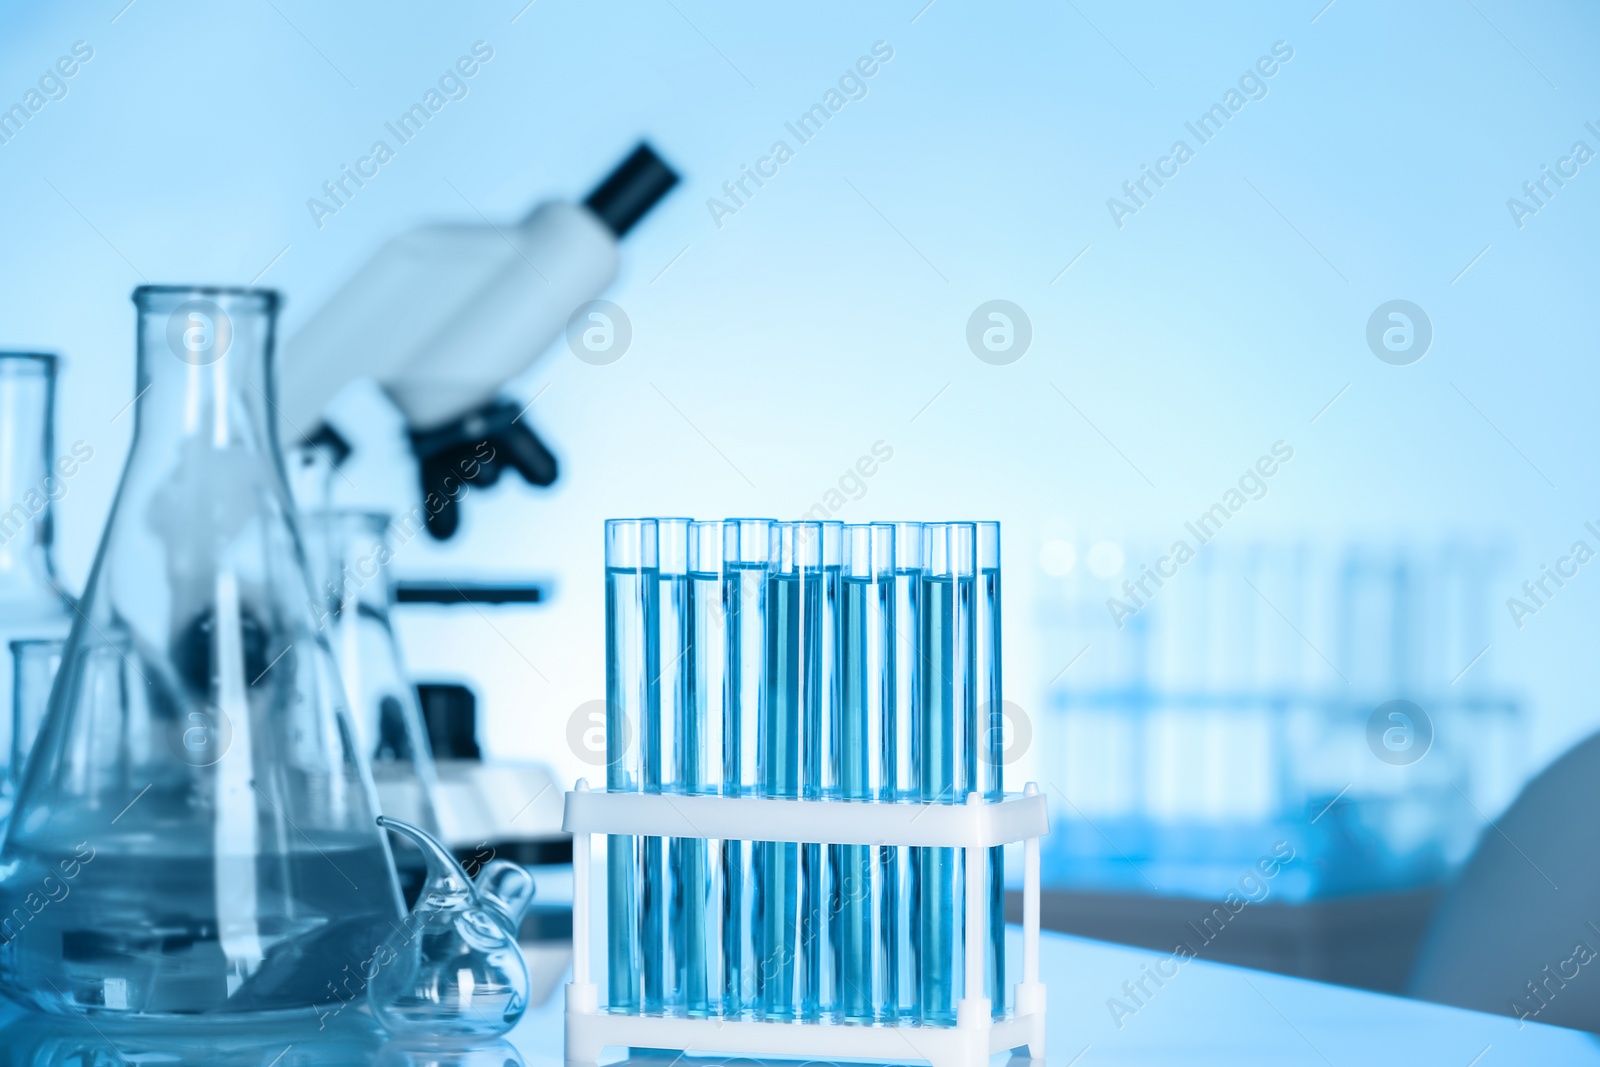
[{"x1": 0, "y1": 0, "x2": 1595, "y2": 800}]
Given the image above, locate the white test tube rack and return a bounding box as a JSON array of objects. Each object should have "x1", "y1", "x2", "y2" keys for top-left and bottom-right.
[{"x1": 563, "y1": 780, "x2": 1049, "y2": 1067}]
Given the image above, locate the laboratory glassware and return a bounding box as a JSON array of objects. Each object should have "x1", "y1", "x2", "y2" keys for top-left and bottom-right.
[
  {"x1": 723, "y1": 517, "x2": 771, "y2": 1014},
  {"x1": 565, "y1": 765, "x2": 1051, "y2": 1067},
  {"x1": 759, "y1": 520, "x2": 822, "y2": 1020},
  {"x1": 682, "y1": 520, "x2": 727, "y2": 1016},
  {"x1": 975, "y1": 521, "x2": 1006, "y2": 1016},
  {"x1": 604, "y1": 518, "x2": 657, "y2": 1014},
  {"x1": 802, "y1": 519, "x2": 842, "y2": 1018},
  {"x1": 919, "y1": 522, "x2": 978, "y2": 1023},
  {"x1": 0, "y1": 353, "x2": 74, "y2": 828},
  {"x1": 368, "y1": 816, "x2": 534, "y2": 1040},
  {"x1": 310, "y1": 509, "x2": 444, "y2": 845},
  {"x1": 8, "y1": 637, "x2": 63, "y2": 802},
  {"x1": 644, "y1": 517, "x2": 690, "y2": 1014},
  {"x1": 888, "y1": 520, "x2": 922, "y2": 1019},
  {"x1": 0, "y1": 286, "x2": 403, "y2": 1017},
  {"x1": 834, "y1": 523, "x2": 896, "y2": 1021}
]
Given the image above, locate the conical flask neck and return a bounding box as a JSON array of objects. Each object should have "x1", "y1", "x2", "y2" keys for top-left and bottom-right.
[
  {"x1": 0, "y1": 353, "x2": 63, "y2": 594},
  {"x1": 130, "y1": 287, "x2": 283, "y2": 459}
]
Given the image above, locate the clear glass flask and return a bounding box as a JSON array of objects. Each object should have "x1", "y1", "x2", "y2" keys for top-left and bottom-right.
[
  {"x1": 9, "y1": 637, "x2": 64, "y2": 799},
  {"x1": 0, "y1": 353, "x2": 75, "y2": 828},
  {"x1": 308, "y1": 509, "x2": 443, "y2": 841},
  {"x1": 0, "y1": 286, "x2": 403, "y2": 1018},
  {"x1": 367, "y1": 816, "x2": 534, "y2": 1039}
]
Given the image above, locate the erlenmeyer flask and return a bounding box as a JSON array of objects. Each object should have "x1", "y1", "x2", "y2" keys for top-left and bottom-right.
[
  {"x1": 0, "y1": 286, "x2": 403, "y2": 1019},
  {"x1": 0, "y1": 352, "x2": 75, "y2": 827},
  {"x1": 309, "y1": 508, "x2": 444, "y2": 885}
]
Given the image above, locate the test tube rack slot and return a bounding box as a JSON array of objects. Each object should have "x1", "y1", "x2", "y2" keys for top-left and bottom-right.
[{"x1": 563, "y1": 781, "x2": 1049, "y2": 1067}]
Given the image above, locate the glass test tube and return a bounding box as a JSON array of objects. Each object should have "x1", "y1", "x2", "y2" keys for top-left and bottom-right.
[
  {"x1": 723, "y1": 518, "x2": 772, "y2": 1015},
  {"x1": 758, "y1": 521, "x2": 822, "y2": 1020},
  {"x1": 975, "y1": 521, "x2": 1006, "y2": 1017},
  {"x1": 888, "y1": 520, "x2": 922, "y2": 1020},
  {"x1": 683, "y1": 522, "x2": 727, "y2": 1016},
  {"x1": 645, "y1": 518, "x2": 691, "y2": 1014},
  {"x1": 834, "y1": 523, "x2": 895, "y2": 1021},
  {"x1": 918, "y1": 522, "x2": 976, "y2": 1023},
  {"x1": 802, "y1": 520, "x2": 842, "y2": 1019},
  {"x1": 604, "y1": 518, "x2": 659, "y2": 1014}
]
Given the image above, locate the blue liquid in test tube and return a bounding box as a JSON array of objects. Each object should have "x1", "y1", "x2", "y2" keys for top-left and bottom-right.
[
  {"x1": 604, "y1": 519, "x2": 659, "y2": 1014},
  {"x1": 683, "y1": 521, "x2": 726, "y2": 1016},
  {"x1": 758, "y1": 521, "x2": 821, "y2": 1020},
  {"x1": 723, "y1": 518, "x2": 772, "y2": 1015},
  {"x1": 835, "y1": 523, "x2": 896, "y2": 1021},
  {"x1": 645, "y1": 518, "x2": 690, "y2": 1014},
  {"x1": 888, "y1": 520, "x2": 922, "y2": 1020},
  {"x1": 802, "y1": 521, "x2": 842, "y2": 1019},
  {"x1": 917, "y1": 522, "x2": 976, "y2": 1024},
  {"x1": 976, "y1": 521, "x2": 1006, "y2": 1018}
]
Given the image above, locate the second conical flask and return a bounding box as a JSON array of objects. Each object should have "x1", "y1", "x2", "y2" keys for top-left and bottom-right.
[{"x1": 0, "y1": 286, "x2": 404, "y2": 1018}]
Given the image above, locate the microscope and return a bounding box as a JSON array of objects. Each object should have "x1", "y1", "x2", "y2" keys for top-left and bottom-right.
[{"x1": 280, "y1": 143, "x2": 678, "y2": 885}]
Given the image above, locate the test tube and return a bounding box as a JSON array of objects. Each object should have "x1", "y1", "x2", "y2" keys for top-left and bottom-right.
[
  {"x1": 604, "y1": 518, "x2": 659, "y2": 1014},
  {"x1": 645, "y1": 518, "x2": 690, "y2": 1014},
  {"x1": 918, "y1": 521, "x2": 976, "y2": 1024},
  {"x1": 758, "y1": 520, "x2": 822, "y2": 1020},
  {"x1": 887, "y1": 520, "x2": 922, "y2": 1020},
  {"x1": 835, "y1": 523, "x2": 895, "y2": 1021},
  {"x1": 975, "y1": 521, "x2": 1006, "y2": 1017},
  {"x1": 723, "y1": 518, "x2": 773, "y2": 1014},
  {"x1": 802, "y1": 520, "x2": 842, "y2": 1019},
  {"x1": 683, "y1": 522, "x2": 727, "y2": 1016}
]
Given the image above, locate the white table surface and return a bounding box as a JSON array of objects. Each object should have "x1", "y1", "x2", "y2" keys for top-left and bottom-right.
[
  {"x1": 0, "y1": 926, "x2": 1592, "y2": 1064},
  {"x1": 503, "y1": 925, "x2": 1600, "y2": 1067}
]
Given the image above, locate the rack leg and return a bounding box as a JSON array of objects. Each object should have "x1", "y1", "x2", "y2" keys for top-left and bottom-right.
[
  {"x1": 567, "y1": 787, "x2": 600, "y2": 1067},
  {"x1": 1016, "y1": 801, "x2": 1046, "y2": 1064},
  {"x1": 955, "y1": 794, "x2": 993, "y2": 1066}
]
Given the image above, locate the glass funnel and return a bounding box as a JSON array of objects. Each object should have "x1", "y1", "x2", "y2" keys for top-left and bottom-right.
[
  {"x1": 0, "y1": 286, "x2": 404, "y2": 1019},
  {"x1": 0, "y1": 353, "x2": 75, "y2": 827}
]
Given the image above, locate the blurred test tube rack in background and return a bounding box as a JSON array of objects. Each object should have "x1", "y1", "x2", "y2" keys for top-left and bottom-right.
[{"x1": 1032, "y1": 536, "x2": 1520, "y2": 902}]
